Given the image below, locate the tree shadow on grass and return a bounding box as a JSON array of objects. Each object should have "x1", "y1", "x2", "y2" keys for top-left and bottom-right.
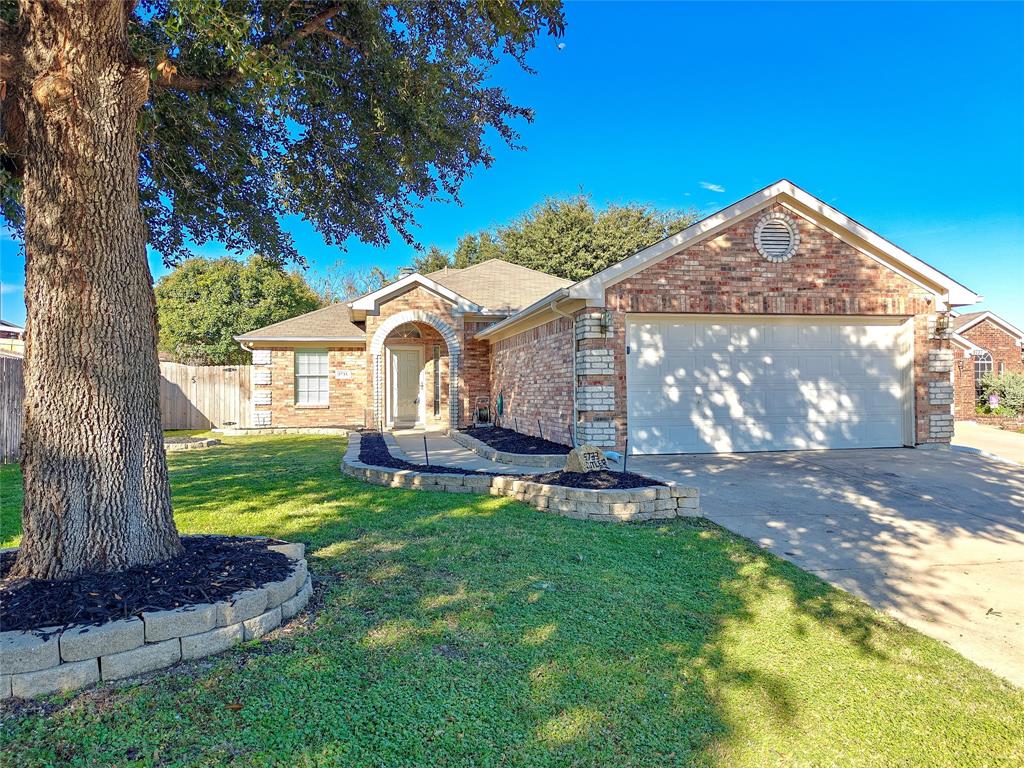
[{"x1": 2, "y1": 435, "x2": 1021, "y2": 767}]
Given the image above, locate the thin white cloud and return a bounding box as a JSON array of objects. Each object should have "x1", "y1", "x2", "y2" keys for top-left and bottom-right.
[
  {"x1": 0, "y1": 283, "x2": 24, "y2": 296},
  {"x1": 699, "y1": 181, "x2": 725, "y2": 193}
]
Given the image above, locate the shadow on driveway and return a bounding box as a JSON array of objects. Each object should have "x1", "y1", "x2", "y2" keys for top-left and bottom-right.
[{"x1": 630, "y1": 447, "x2": 1024, "y2": 686}]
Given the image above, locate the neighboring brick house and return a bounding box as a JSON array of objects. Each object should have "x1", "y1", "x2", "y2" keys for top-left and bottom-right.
[
  {"x1": 949, "y1": 311, "x2": 1024, "y2": 418},
  {"x1": 239, "y1": 180, "x2": 982, "y2": 454}
]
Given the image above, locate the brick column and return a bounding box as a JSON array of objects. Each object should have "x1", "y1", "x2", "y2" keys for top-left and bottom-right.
[{"x1": 574, "y1": 309, "x2": 618, "y2": 447}]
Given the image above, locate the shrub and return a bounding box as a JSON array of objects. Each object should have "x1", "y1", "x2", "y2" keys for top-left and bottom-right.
[{"x1": 978, "y1": 371, "x2": 1024, "y2": 415}]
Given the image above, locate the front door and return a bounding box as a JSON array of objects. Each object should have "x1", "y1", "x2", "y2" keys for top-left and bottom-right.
[{"x1": 391, "y1": 348, "x2": 421, "y2": 427}]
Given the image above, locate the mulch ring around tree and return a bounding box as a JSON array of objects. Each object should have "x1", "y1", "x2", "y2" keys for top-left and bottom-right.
[
  {"x1": 359, "y1": 431, "x2": 663, "y2": 490},
  {"x1": 0, "y1": 536, "x2": 295, "y2": 632},
  {"x1": 463, "y1": 426, "x2": 572, "y2": 455}
]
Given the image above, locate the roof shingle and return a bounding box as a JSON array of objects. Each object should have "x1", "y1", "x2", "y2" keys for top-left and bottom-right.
[
  {"x1": 235, "y1": 303, "x2": 364, "y2": 341},
  {"x1": 426, "y1": 259, "x2": 572, "y2": 312}
]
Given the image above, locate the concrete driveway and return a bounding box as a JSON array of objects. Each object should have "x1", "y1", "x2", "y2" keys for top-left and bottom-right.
[{"x1": 628, "y1": 448, "x2": 1024, "y2": 686}]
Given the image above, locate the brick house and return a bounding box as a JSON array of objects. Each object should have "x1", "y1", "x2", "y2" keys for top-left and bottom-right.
[
  {"x1": 238, "y1": 180, "x2": 982, "y2": 454},
  {"x1": 949, "y1": 311, "x2": 1024, "y2": 418}
]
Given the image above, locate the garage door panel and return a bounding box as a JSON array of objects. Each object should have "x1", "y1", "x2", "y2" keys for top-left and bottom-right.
[{"x1": 626, "y1": 316, "x2": 908, "y2": 454}]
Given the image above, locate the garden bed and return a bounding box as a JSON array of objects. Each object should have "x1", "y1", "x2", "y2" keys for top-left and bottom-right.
[
  {"x1": 344, "y1": 432, "x2": 698, "y2": 523},
  {"x1": 463, "y1": 426, "x2": 571, "y2": 455},
  {"x1": 360, "y1": 432, "x2": 660, "y2": 490},
  {"x1": 0, "y1": 537, "x2": 311, "y2": 700}
]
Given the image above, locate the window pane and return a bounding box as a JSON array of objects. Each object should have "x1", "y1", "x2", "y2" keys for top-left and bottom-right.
[{"x1": 295, "y1": 350, "x2": 329, "y2": 404}]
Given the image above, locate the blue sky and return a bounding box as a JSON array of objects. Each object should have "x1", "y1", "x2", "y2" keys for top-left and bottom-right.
[{"x1": 2, "y1": 1, "x2": 1022, "y2": 328}]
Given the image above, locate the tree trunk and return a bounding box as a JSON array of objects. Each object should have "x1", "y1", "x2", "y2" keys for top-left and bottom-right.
[{"x1": 10, "y1": 0, "x2": 181, "y2": 580}]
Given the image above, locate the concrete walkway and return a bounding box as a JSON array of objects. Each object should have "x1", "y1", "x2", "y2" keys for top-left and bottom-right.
[
  {"x1": 954, "y1": 420, "x2": 1024, "y2": 466},
  {"x1": 630, "y1": 447, "x2": 1024, "y2": 686},
  {"x1": 389, "y1": 429, "x2": 544, "y2": 475}
]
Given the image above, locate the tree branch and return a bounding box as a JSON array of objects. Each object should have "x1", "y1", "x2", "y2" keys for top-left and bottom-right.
[
  {"x1": 275, "y1": 5, "x2": 347, "y2": 49},
  {"x1": 153, "y1": 58, "x2": 238, "y2": 93}
]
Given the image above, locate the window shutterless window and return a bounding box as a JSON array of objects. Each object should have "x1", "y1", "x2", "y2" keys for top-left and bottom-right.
[
  {"x1": 974, "y1": 351, "x2": 992, "y2": 395},
  {"x1": 295, "y1": 350, "x2": 329, "y2": 405}
]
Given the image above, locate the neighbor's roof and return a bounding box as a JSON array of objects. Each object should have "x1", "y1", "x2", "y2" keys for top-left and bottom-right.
[
  {"x1": 234, "y1": 303, "x2": 365, "y2": 342},
  {"x1": 952, "y1": 312, "x2": 986, "y2": 332},
  {"x1": 952, "y1": 310, "x2": 1024, "y2": 341},
  {"x1": 427, "y1": 259, "x2": 572, "y2": 313},
  {"x1": 0, "y1": 319, "x2": 24, "y2": 333}
]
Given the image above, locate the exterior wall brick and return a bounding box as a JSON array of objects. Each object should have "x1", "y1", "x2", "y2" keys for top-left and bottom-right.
[
  {"x1": 580, "y1": 203, "x2": 945, "y2": 450},
  {"x1": 490, "y1": 316, "x2": 574, "y2": 446},
  {"x1": 255, "y1": 346, "x2": 366, "y2": 428},
  {"x1": 953, "y1": 319, "x2": 1024, "y2": 418}
]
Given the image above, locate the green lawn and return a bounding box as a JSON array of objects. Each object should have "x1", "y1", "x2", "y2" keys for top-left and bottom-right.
[{"x1": 1, "y1": 435, "x2": 1021, "y2": 767}]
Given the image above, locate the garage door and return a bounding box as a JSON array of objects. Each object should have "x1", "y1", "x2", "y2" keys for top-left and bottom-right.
[{"x1": 626, "y1": 316, "x2": 911, "y2": 454}]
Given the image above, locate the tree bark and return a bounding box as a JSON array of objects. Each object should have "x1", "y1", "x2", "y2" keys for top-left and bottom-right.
[{"x1": 11, "y1": 0, "x2": 181, "y2": 580}]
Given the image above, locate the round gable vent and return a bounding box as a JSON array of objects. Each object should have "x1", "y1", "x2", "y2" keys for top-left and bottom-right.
[{"x1": 754, "y1": 212, "x2": 800, "y2": 262}]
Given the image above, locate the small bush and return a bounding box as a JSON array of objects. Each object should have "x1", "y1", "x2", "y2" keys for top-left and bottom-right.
[{"x1": 978, "y1": 371, "x2": 1024, "y2": 415}]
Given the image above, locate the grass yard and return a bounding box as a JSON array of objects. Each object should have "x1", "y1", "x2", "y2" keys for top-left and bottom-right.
[{"x1": 1, "y1": 435, "x2": 1021, "y2": 767}]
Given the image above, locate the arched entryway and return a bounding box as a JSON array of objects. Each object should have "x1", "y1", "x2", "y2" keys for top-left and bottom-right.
[{"x1": 368, "y1": 310, "x2": 461, "y2": 429}]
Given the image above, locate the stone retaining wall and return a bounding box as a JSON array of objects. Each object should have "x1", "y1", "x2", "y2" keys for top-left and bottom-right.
[
  {"x1": 447, "y1": 429, "x2": 566, "y2": 469},
  {"x1": 215, "y1": 427, "x2": 353, "y2": 437},
  {"x1": 342, "y1": 432, "x2": 699, "y2": 522},
  {"x1": 0, "y1": 542, "x2": 311, "y2": 700},
  {"x1": 164, "y1": 438, "x2": 221, "y2": 452}
]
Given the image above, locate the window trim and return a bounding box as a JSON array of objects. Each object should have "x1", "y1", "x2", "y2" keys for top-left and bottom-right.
[
  {"x1": 974, "y1": 351, "x2": 993, "y2": 395},
  {"x1": 295, "y1": 348, "x2": 330, "y2": 407}
]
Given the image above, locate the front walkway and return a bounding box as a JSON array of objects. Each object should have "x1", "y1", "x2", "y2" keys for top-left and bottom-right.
[
  {"x1": 953, "y1": 420, "x2": 1024, "y2": 465},
  {"x1": 389, "y1": 429, "x2": 545, "y2": 474},
  {"x1": 629, "y1": 447, "x2": 1024, "y2": 686}
]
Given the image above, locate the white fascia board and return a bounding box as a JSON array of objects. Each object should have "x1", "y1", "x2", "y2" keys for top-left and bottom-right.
[
  {"x1": 568, "y1": 179, "x2": 981, "y2": 308},
  {"x1": 348, "y1": 272, "x2": 481, "y2": 313},
  {"x1": 474, "y1": 288, "x2": 569, "y2": 340},
  {"x1": 954, "y1": 311, "x2": 1024, "y2": 342}
]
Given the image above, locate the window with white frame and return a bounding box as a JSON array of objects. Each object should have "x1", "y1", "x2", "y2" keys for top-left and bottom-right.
[
  {"x1": 974, "y1": 351, "x2": 992, "y2": 394},
  {"x1": 295, "y1": 349, "x2": 329, "y2": 405}
]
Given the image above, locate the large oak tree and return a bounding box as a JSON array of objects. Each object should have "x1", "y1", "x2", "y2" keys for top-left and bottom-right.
[{"x1": 0, "y1": 0, "x2": 564, "y2": 579}]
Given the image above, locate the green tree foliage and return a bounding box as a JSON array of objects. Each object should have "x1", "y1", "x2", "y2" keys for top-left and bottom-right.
[
  {"x1": 417, "y1": 194, "x2": 697, "y2": 280},
  {"x1": 155, "y1": 256, "x2": 321, "y2": 364},
  {"x1": 2, "y1": 0, "x2": 566, "y2": 262},
  {"x1": 978, "y1": 371, "x2": 1024, "y2": 415},
  {"x1": 310, "y1": 261, "x2": 390, "y2": 303}
]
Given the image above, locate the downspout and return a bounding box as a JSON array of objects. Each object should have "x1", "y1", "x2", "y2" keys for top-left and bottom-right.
[{"x1": 548, "y1": 297, "x2": 578, "y2": 448}]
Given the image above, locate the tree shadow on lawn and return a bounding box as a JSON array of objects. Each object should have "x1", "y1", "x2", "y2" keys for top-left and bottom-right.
[{"x1": 2, "y1": 435, "x2": 1021, "y2": 767}]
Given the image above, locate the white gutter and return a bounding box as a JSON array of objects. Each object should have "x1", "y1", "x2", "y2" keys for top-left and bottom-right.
[
  {"x1": 233, "y1": 336, "x2": 366, "y2": 343},
  {"x1": 474, "y1": 288, "x2": 569, "y2": 340}
]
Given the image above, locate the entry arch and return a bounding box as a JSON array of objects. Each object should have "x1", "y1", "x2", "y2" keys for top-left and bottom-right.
[{"x1": 369, "y1": 310, "x2": 461, "y2": 428}]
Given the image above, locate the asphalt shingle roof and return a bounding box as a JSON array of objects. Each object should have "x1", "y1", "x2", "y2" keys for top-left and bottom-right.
[
  {"x1": 236, "y1": 303, "x2": 364, "y2": 341},
  {"x1": 426, "y1": 259, "x2": 572, "y2": 312}
]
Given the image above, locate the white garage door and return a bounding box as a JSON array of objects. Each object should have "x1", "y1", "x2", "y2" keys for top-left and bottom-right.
[{"x1": 626, "y1": 315, "x2": 912, "y2": 455}]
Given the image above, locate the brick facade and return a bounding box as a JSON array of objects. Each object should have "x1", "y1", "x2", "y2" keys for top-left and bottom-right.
[
  {"x1": 953, "y1": 319, "x2": 1024, "y2": 418},
  {"x1": 254, "y1": 346, "x2": 366, "y2": 427},
  {"x1": 494, "y1": 203, "x2": 953, "y2": 451},
  {"x1": 490, "y1": 316, "x2": 575, "y2": 446},
  {"x1": 250, "y1": 285, "x2": 494, "y2": 430}
]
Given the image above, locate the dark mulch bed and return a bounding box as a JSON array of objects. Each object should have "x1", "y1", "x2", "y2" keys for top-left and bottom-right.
[
  {"x1": 464, "y1": 426, "x2": 571, "y2": 455},
  {"x1": 358, "y1": 432, "x2": 663, "y2": 489},
  {"x1": 163, "y1": 436, "x2": 209, "y2": 445},
  {"x1": 0, "y1": 536, "x2": 295, "y2": 632},
  {"x1": 530, "y1": 469, "x2": 664, "y2": 489},
  {"x1": 359, "y1": 430, "x2": 483, "y2": 475}
]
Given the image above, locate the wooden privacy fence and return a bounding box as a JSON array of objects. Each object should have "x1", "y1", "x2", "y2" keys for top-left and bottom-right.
[
  {"x1": 0, "y1": 360, "x2": 253, "y2": 462},
  {"x1": 1, "y1": 355, "x2": 24, "y2": 463},
  {"x1": 159, "y1": 362, "x2": 253, "y2": 430}
]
